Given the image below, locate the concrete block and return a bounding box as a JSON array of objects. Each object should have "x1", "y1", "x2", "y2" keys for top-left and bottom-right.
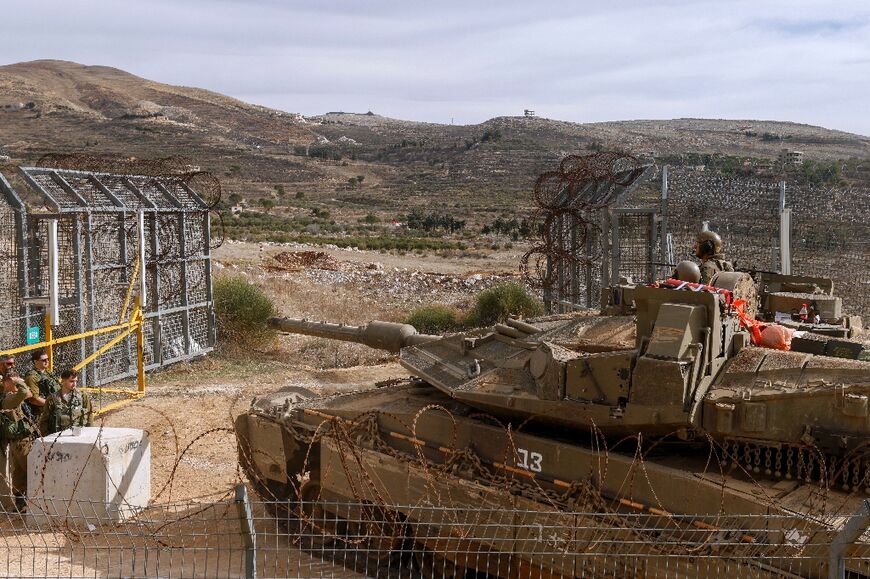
[{"x1": 28, "y1": 427, "x2": 150, "y2": 523}]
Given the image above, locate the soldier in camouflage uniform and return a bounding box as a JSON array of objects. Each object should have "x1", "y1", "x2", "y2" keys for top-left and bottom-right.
[
  {"x1": 39, "y1": 368, "x2": 93, "y2": 436},
  {"x1": 694, "y1": 230, "x2": 734, "y2": 285},
  {"x1": 23, "y1": 350, "x2": 53, "y2": 429},
  {"x1": 1, "y1": 370, "x2": 38, "y2": 511}
]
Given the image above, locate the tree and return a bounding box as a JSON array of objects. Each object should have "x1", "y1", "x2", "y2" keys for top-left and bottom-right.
[
  {"x1": 228, "y1": 193, "x2": 242, "y2": 205},
  {"x1": 260, "y1": 198, "x2": 275, "y2": 212}
]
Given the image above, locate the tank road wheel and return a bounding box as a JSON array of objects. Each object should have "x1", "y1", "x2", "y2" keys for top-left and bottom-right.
[
  {"x1": 322, "y1": 502, "x2": 414, "y2": 578},
  {"x1": 414, "y1": 546, "x2": 468, "y2": 579},
  {"x1": 297, "y1": 478, "x2": 346, "y2": 550}
]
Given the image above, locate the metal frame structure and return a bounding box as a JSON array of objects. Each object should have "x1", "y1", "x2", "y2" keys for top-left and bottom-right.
[
  {"x1": 0, "y1": 487, "x2": 866, "y2": 578},
  {"x1": 0, "y1": 167, "x2": 214, "y2": 391},
  {"x1": 543, "y1": 164, "x2": 869, "y2": 319}
]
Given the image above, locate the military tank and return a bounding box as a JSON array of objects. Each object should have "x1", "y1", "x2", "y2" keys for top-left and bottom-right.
[{"x1": 236, "y1": 271, "x2": 869, "y2": 578}]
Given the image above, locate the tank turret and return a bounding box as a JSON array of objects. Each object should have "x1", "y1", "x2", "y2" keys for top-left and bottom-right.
[{"x1": 266, "y1": 274, "x2": 869, "y2": 465}]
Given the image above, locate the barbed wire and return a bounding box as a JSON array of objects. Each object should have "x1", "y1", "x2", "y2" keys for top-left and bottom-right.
[
  {"x1": 233, "y1": 393, "x2": 867, "y2": 578},
  {"x1": 521, "y1": 152, "x2": 644, "y2": 302}
]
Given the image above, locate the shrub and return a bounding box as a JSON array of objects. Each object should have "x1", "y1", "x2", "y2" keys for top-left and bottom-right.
[
  {"x1": 309, "y1": 144, "x2": 342, "y2": 160},
  {"x1": 406, "y1": 305, "x2": 458, "y2": 334},
  {"x1": 466, "y1": 283, "x2": 543, "y2": 327},
  {"x1": 213, "y1": 275, "x2": 276, "y2": 348}
]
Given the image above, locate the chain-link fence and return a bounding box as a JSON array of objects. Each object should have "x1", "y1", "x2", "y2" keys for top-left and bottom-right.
[
  {"x1": 0, "y1": 168, "x2": 214, "y2": 406},
  {"x1": 1, "y1": 487, "x2": 867, "y2": 578},
  {"x1": 661, "y1": 168, "x2": 869, "y2": 319},
  {"x1": 541, "y1": 161, "x2": 870, "y2": 318}
]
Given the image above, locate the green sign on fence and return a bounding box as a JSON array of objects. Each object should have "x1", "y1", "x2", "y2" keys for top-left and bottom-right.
[{"x1": 25, "y1": 326, "x2": 40, "y2": 345}]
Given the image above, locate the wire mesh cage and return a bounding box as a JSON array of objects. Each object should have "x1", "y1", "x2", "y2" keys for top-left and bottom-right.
[{"x1": 0, "y1": 167, "x2": 215, "y2": 403}]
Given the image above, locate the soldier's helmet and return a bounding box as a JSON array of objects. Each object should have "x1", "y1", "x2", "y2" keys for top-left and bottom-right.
[
  {"x1": 674, "y1": 260, "x2": 701, "y2": 283},
  {"x1": 695, "y1": 230, "x2": 723, "y2": 256}
]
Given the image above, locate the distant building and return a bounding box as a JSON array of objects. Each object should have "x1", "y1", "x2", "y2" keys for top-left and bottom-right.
[
  {"x1": 778, "y1": 149, "x2": 804, "y2": 166},
  {"x1": 1, "y1": 102, "x2": 34, "y2": 112},
  {"x1": 524, "y1": 109, "x2": 536, "y2": 117}
]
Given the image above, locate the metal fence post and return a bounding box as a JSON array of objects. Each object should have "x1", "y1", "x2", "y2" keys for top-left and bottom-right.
[
  {"x1": 660, "y1": 165, "x2": 669, "y2": 275},
  {"x1": 829, "y1": 498, "x2": 870, "y2": 579},
  {"x1": 235, "y1": 484, "x2": 257, "y2": 579}
]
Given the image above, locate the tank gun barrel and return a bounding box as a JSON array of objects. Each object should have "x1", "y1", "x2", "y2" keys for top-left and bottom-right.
[{"x1": 268, "y1": 317, "x2": 439, "y2": 353}]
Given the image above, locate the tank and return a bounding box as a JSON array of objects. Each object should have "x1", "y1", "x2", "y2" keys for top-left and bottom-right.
[{"x1": 236, "y1": 273, "x2": 870, "y2": 578}]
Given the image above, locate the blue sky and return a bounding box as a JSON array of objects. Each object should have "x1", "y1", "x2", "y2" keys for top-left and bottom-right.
[{"x1": 2, "y1": 0, "x2": 869, "y2": 136}]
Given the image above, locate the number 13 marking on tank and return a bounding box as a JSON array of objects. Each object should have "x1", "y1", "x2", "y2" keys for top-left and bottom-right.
[{"x1": 516, "y1": 448, "x2": 543, "y2": 472}]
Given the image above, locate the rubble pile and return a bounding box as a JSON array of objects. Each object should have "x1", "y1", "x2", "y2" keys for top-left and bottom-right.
[
  {"x1": 303, "y1": 263, "x2": 521, "y2": 305},
  {"x1": 268, "y1": 251, "x2": 340, "y2": 271}
]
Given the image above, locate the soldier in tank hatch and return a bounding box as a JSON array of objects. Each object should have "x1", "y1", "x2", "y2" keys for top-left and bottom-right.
[{"x1": 694, "y1": 230, "x2": 734, "y2": 285}]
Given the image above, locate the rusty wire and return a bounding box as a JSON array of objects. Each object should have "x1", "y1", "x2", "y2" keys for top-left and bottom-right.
[{"x1": 521, "y1": 152, "x2": 643, "y2": 301}]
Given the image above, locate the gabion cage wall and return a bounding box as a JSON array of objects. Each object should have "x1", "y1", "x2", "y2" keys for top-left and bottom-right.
[{"x1": 0, "y1": 167, "x2": 214, "y2": 388}]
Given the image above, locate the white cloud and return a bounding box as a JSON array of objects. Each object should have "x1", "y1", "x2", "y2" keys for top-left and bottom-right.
[{"x1": 1, "y1": 0, "x2": 868, "y2": 135}]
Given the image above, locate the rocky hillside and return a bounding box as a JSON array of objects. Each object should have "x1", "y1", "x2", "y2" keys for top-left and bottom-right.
[{"x1": 1, "y1": 60, "x2": 869, "y2": 223}]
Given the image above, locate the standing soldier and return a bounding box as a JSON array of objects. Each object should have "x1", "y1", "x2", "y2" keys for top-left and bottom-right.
[
  {"x1": 40, "y1": 369, "x2": 93, "y2": 436},
  {"x1": 1, "y1": 370, "x2": 38, "y2": 512},
  {"x1": 24, "y1": 349, "x2": 59, "y2": 403},
  {"x1": 694, "y1": 230, "x2": 734, "y2": 285}
]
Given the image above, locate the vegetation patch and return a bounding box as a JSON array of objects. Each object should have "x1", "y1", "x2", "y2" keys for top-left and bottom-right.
[
  {"x1": 406, "y1": 305, "x2": 459, "y2": 334},
  {"x1": 213, "y1": 274, "x2": 276, "y2": 348},
  {"x1": 466, "y1": 282, "x2": 543, "y2": 327}
]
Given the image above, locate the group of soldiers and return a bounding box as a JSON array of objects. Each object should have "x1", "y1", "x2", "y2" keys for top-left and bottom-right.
[
  {"x1": 673, "y1": 230, "x2": 734, "y2": 285},
  {"x1": 0, "y1": 350, "x2": 93, "y2": 512}
]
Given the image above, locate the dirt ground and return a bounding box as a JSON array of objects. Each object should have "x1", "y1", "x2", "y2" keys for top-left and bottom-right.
[{"x1": 99, "y1": 241, "x2": 524, "y2": 504}]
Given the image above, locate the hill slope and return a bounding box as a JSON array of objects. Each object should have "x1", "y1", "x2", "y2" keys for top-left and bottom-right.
[{"x1": 1, "y1": 60, "x2": 868, "y2": 224}]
